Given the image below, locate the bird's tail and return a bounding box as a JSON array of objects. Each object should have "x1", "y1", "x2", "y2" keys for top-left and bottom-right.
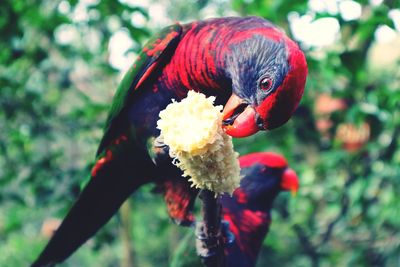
[{"x1": 31, "y1": 137, "x2": 156, "y2": 267}]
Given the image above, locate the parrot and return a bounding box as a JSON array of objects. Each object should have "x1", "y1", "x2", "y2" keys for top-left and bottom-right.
[
  {"x1": 169, "y1": 151, "x2": 299, "y2": 267},
  {"x1": 221, "y1": 152, "x2": 298, "y2": 267},
  {"x1": 32, "y1": 16, "x2": 307, "y2": 267}
]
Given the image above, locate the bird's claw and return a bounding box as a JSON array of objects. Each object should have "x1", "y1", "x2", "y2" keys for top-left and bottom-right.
[
  {"x1": 154, "y1": 134, "x2": 167, "y2": 149},
  {"x1": 194, "y1": 220, "x2": 235, "y2": 258},
  {"x1": 148, "y1": 135, "x2": 170, "y2": 165},
  {"x1": 195, "y1": 221, "x2": 222, "y2": 258}
]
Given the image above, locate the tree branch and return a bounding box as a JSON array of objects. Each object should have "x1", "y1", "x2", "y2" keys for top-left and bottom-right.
[{"x1": 196, "y1": 189, "x2": 225, "y2": 267}]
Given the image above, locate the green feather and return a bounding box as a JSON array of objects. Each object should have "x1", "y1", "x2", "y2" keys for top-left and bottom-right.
[{"x1": 96, "y1": 23, "x2": 182, "y2": 156}]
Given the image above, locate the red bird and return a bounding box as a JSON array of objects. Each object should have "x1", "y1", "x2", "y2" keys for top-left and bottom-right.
[
  {"x1": 32, "y1": 16, "x2": 307, "y2": 267},
  {"x1": 221, "y1": 152, "x2": 298, "y2": 267},
  {"x1": 170, "y1": 152, "x2": 299, "y2": 267}
]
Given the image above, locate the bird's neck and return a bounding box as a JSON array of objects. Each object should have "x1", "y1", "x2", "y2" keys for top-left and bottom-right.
[{"x1": 157, "y1": 22, "x2": 233, "y2": 101}]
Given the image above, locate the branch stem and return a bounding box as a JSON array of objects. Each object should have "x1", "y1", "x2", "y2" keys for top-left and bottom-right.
[{"x1": 196, "y1": 189, "x2": 225, "y2": 267}]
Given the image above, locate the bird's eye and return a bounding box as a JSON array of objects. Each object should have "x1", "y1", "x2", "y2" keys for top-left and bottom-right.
[{"x1": 259, "y1": 77, "x2": 273, "y2": 91}]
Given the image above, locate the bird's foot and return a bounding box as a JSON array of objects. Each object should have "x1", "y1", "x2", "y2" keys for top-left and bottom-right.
[
  {"x1": 147, "y1": 135, "x2": 170, "y2": 165},
  {"x1": 194, "y1": 220, "x2": 234, "y2": 258}
]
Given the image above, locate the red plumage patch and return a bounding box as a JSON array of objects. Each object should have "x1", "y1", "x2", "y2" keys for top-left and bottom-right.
[
  {"x1": 160, "y1": 179, "x2": 196, "y2": 225},
  {"x1": 228, "y1": 27, "x2": 282, "y2": 44},
  {"x1": 112, "y1": 134, "x2": 128, "y2": 145},
  {"x1": 144, "y1": 31, "x2": 179, "y2": 57},
  {"x1": 135, "y1": 30, "x2": 181, "y2": 90},
  {"x1": 223, "y1": 207, "x2": 270, "y2": 259},
  {"x1": 233, "y1": 188, "x2": 248, "y2": 204},
  {"x1": 135, "y1": 62, "x2": 159, "y2": 90},
  {"x1": 239, "y1": 152, "x2": 288, "y2": 169},
  {"x1": 91, "y1": 135, "x2": 128, "y2": 177},
  {"x1": 91, "y1": 150, "x2": 113, "y2": 177}
]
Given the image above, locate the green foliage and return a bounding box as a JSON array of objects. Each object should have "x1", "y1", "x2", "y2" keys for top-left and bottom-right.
[
  {"x1": 0, "y1": 0, "x2": 150, "y2": 266},
  {"x1": 1, "y1": 0, "x2": 399, "y2": 266}
]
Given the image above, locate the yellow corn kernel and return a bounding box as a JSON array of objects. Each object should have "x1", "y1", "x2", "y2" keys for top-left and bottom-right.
[{"x1": 157, "y1": 91, "x2": 241, "y2": 195}]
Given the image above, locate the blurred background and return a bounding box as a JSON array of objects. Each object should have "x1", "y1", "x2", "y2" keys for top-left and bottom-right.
[{"x1": 1, "y1": 0, "x2": 399, "y2": 266}]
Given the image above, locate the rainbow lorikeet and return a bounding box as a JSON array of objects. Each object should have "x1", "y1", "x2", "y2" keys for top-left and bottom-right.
[
  {"x1": 32, "y1": 16, "x2": 307, "y2": 266},
  {"x1": 170, "y1": 152, "x2": 299, "y2": 267}
]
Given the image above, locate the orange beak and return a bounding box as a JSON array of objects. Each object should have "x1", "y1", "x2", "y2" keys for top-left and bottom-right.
[
  {"x1": 222, "y1": 93, "x2": 260, "y2": 138},
  {"x1": 280, "y1": 168, "x2": 299, "y2": 196}
]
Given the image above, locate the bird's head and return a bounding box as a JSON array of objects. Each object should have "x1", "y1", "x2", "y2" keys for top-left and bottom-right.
[
  {"x1": 236, "y1": 152, "x2": 299, "y2": 209},
  {"x1": 222, "y1": 25, "x2": 307, "y2": 137}
]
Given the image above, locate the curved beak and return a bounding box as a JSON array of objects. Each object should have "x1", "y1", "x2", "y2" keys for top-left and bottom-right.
[
  {"x1": 222, "y1": 93, "x2": 261, "y2": 138},
  {"x1": 281, "y1": 168, "x2": 299, "y2": 196}
]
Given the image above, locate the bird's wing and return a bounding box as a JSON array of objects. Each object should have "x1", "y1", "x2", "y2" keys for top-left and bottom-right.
[
  {"x1": 32, "y1": 138, "x2": 158, "y2": 267},
  {"x1": 97, "y1": 23, "x2": 182, "y2": 155},
  {"x1": 31, "y1": 24, "x2": 183, "y2": 267},
  {"x1": 156, "y1": 177, "x2": 199, "y2": 226}
]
